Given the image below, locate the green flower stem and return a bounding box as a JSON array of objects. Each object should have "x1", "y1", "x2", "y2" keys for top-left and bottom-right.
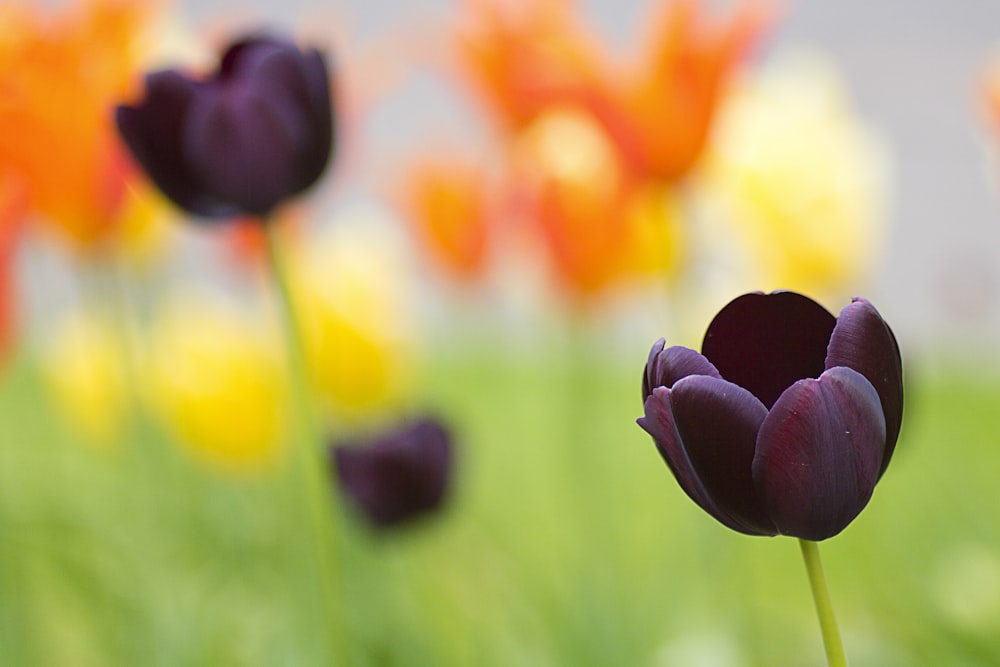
[
  {"x1": 264, "y1": 222, "x2": 350, "y2": 666},
  {"x1": 799, "y1": 539, "x2": 848, "y2": 667}
]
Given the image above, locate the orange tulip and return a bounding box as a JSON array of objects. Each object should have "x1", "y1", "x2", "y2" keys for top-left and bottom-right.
[
  {"x1": 0, "y1": 0, "x2": 158, "y2": 252},
  {"x1": 454, "y1": 0, "x2": 610, "y2": 130},
  {"x1": 415, "y1": 0, "x2": 771, "y2": 296},
  {"x1": 401, "y1": 159, "x2": 491, "y2": 279},
  {"x1": 512, "y1": 106, "x2": 633, "y2": 293},
  {"x1": 455, "y1": 0, "x2": 770, "y2": 184},
  {"x1": 514, "y1": 107, "x2": 683, "y2": 295},
  {"x1": 600, "y1": 0, "x2": 773, "y2": 182}
]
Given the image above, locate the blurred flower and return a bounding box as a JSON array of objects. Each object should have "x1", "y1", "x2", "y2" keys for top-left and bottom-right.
[
  {"x1": 289, "y1": 210, "x2": 417, "y2": 419},
  {"x1": 638, "y1": 291, "x2": 903, "y2": 540},
  {"x1": 985, "y1": 58, "x2": 1000, "y2": 131},
  {"x1": 332, "y1": 417, "x2": 453, "y2": 528},
  {"x1": 0, "y1": 0, "x2": 169, "y2": 255},
  {"x1": 0, "y1": 181, "x2": 25, "y2": 366},
  {"x1": 413, "y1": 0, "x2": 768, "y2": 299},
  {"x1": 455, "y1": 0, "x2": 608, "y2": 131},
  {"x1": 513, "y1": 106, "x2": 684, "y2": 294},
  {"x1": 602, "y1": 0, "x2": 772, "y2": 182},
  {"x1": 983, "y1": 57, "x2": 1000, "y2": 192},
  {"x1": 455, "y1": 0, "x2": 770, "y2": 184},
  {"x1": 144, "y1": 292, "x2": 287, "y2": 471},
  {"x1": 116, "y1": 33, "x2": 334, "y2": 220},
  {"x1": 39, "y1": 309, "x2": 128, "y2": 447},
  {"x1": 401, "y1": 158, "x2": 492, "y2": 280},
  {"x1": 697, "y1": 52, "x2": 889, "y2": 299}
]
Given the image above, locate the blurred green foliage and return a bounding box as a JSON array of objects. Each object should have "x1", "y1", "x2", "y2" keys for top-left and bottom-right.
[{"x1": 1, "y1": 343, "x2": 998, "y2": 666}]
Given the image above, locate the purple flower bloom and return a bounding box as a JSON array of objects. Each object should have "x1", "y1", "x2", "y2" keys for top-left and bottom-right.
[
  {"x1": 116, "y1": 33, "x2": 333, "y2": 219},
  {"x1": 332, "y1": 418, "x2": 453, "y2": 529},
  {"x1": 638, "y1": 291, "x2": 903, "y2": 541}
]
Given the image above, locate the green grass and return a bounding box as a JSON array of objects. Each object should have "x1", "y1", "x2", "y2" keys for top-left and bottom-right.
[{"x1": 1, "y1": 344, "x2": 998, "y2": 666}]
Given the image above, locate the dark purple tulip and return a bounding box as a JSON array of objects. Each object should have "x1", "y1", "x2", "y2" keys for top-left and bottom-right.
[
  {"x1": 116, "y1": 33, "x2": 334, "y2": 219},
  {"x1": 332, "y1": 418, "x2": 453, "y2": 529},
  {"x1": 637, "y1": 291, "x2": 903, "y2": 541}
]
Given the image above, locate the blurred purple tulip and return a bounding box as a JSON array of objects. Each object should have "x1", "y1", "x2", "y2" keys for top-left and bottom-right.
[
  {"x1": 638, "y1": 291, "x2": 903, "y2": 541},
  {"x1": 332, "y1": 418, "x2": 453, "y2": 529},
  {"x1": 116, "y1": 33, "x2": 333, "y2": 219}
]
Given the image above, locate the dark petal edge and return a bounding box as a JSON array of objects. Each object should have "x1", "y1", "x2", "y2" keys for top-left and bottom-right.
[
  {"x1": 116, "y1": 71, "x2": 237, "y2": 218},
  {"x1": 642, "y1": 339, "x2": 721, "y2": 402},
  {"x1": 825, "y1": 297, "x2": 903, "y2": 477},
  {"x1": 639, "y1": 379, "x2": 775, "y2": 536},
  {"x1": 182, "y1": 88, "x2": 302, "y2": 217},
  {"x1": 220, "y1": 38, "x2": 332, "y2": 196}
]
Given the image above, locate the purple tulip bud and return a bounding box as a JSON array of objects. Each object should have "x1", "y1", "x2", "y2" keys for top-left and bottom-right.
[
  {"x1": 638, "y1": 291, "x2": 903, "y2": 541},
  {"x1": 332, "y1": 418, "x2": 453, "y2": 529},
  {"x1": 116, "y1": 33, "x2": 334, "y2": 220}
]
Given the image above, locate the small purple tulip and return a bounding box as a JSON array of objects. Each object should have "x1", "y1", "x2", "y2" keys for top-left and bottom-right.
[
  {"x1": 637, "y1": 291, "x2": 903, "y2": 541},
  {"x1": 332, "y1": 418, "x2": 453, "y2": 529},
  {"x1": 116, "y1": 33, "x2": 334, "y2": 219}
]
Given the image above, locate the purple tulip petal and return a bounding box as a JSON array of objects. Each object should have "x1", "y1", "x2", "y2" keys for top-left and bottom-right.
[
  {"x1": 702, "y1": 292, "x2": 836, "y2": 408},
  {"x1": 223, "y1": 37, "x2": 315, "y2": 120},
  {"x1": 218, "y1": 36, "x2": 270, "y2": 77},
  {"x1": 753, "y1": 367, "x2": 886, "y2": 540},
  {"x1": 293, "y1": 48, "x2": 334, "y2": 194},
  {"x1": 183, "y1": 38, "x2": 331, "y2": 216},
  {"x1": 639, "y1": 388, "x2": 721, "y2": 524},
  {"x1": 826, "y1": 298, "x2": 903, "y2": 477},
  {"x1": 333, "y1": 418, "x2": 452, "y2": 528},
  {"x1": 183, "y1": 85, "x2": 304, "y2": 216},
  {"x1": 639, "y1": 378, "x2": 775, "y2": 536},
  {"x1": 117, "y1": 33, "x2": 333, "y2": 220},
  {"x1": 643, "y1": 338, "x2": 666, "y2": 400},
  {"x1": 233, "y1": 43, "x2": 334, "y2": 195},
  {"x1": 643, "y1": 339, "x2": 722, "y2": 401},
  {"x1": 115, "y1": 72, "x2": 237, "y2": 218}
]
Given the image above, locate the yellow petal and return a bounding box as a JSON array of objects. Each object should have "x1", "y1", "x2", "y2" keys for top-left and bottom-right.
[
  {"x1": 698, "y1": 50, "x2": 890, "y2": 302},
  {"x1": 288, "y1": 208, "x2": 418, "y2": 420},
  {"x1": 145, "y1": 291, "x2": 288, "y2": 473},
  {"x1": 40, "y1": 309, "x2": 128, "y2": 448}
]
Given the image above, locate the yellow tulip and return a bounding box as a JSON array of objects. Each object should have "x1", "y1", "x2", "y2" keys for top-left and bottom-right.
[
  {"x1": 289, "y1": 211, "x2": 418, "y2": 421},
  {"x1": 144, "y1": 292, "x2": 288, "y2": 472},
  {"x1": 698, "y1": 50, "x2": 890, "y2": 303},
  {"x1": 40, "y1": 309, "x2": 128, "y2": 447}
]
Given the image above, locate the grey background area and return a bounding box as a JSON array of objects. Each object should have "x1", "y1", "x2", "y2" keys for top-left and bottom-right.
[{"x1": 143, "y1": 1, "x2": 1000, "y2": 351}]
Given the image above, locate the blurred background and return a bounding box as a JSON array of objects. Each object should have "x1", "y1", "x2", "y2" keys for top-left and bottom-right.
[
  {"x1": 169, "y1": 0, "x2": 1000, "y2": 350},
  {"x1": 2, "y1": 0, "x2": 1000, "y2": 665}
]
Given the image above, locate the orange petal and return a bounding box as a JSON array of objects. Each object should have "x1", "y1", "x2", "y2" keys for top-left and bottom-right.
[
  {"x1": 607, "y1": 0, "x2": 774, "y2": 182},
  {"x1": 0, "y1": 0, "x2": 156, "y2": 251},
  {"x1": 454, "y1": 0, "x2": 609, "y2": 130},
  {"x1": 402, "y1": 160, "x2": 491, "y2": 279}
]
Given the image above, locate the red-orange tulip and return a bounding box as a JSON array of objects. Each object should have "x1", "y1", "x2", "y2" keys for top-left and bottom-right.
[
  {"x1": 0, "y1": 0, "x2": 154, "y2": 250},
  {"x1": 402, "y1": 160, "x2": 491, "y2": 279},
  {"x1": 600, "y1": 0, "x2": 773, "y2": 182},
  {"x1": 455, "y1": 0, "x2": 609, "y2": 131}
]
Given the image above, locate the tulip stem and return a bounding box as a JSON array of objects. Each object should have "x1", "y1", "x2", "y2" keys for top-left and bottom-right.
[
  {"x1": 798, "y1": 539, "x2": 848, "y2": 667},
  {"x1": 264, "y1": 222, "x2": 350, "y2": 666}
]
